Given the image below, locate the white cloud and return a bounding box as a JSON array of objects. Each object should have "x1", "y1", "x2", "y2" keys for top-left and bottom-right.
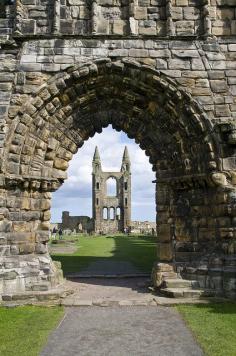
[{"x1": 51, "y1": 125, "x2": 155, "y2": 222}]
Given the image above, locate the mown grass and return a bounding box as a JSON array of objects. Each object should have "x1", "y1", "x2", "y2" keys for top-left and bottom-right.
[
  {"x1": 51, "y1": 234, "x2": 157, "y2": 274},
  {"x1": 177, "y1": 303, "x2": 236, "y2": 356},
  {"x1": 0, "y1": 306, "x2": 64, "y2": 356}
]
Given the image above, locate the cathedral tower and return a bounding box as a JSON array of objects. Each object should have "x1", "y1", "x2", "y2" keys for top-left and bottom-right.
[{"x1": 92, "y1": 146, "x2": 131, "y2": 234}]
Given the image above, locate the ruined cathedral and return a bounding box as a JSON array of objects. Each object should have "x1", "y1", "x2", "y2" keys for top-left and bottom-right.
[
  {"x1": 92, "y1": 146, "x2": 131, "y2": 234},
  {"x1": 61, "y1": 146, "x2": 131, "y2": 234}
]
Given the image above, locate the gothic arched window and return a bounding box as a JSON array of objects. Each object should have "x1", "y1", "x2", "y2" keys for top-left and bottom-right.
[
  {"x1": 103, "y1": 207, "x2": 108, "y2": 220},
  {"x1": 116, "y1": 207, "x2": 121, "y2": 220},
  {"x1": 110, "y1": 207, "x2": 115, "y2": 220},
  {"x1": 106, "y1": 177, "x2": 117, "y2": 196}
]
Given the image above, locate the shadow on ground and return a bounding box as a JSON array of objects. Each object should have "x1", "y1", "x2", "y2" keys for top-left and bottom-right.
[
  {"x1": 65, "y1": 276, "x2": 151, "y2": 297},
  {"x1": 194, "y1": 302, "x2": 236, "y2": 314},
  {"x1": 51, "y1": 235, "x2": 157, "y2": 295},
  {"x1": 51, "y1": 235, "x2": 157, "y2": 275}
]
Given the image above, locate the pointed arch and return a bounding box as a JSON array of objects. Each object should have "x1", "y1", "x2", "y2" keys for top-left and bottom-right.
[
  {"x1": 106, "y1": 177, "x2": 117, "y2": 197},
  {"x1": 0, "y1": 58, "x2": 230, "y2": 298}
]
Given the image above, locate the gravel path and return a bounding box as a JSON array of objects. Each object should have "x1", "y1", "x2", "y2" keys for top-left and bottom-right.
[
  {"x1": 64, "y1": 277, "x2": 153, "y2": 304},
  {"x1": 41, "y1": 306, "x2": 203, "y2": 356}
]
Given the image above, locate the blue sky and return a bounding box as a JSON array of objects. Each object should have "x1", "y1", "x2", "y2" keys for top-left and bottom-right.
[{"x1": 51, "y1": 125, "x2": 156, "y2": 223}]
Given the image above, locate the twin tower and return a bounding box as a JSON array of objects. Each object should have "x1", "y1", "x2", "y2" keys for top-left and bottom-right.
[{"x1": 92, "y1": 146, "x2": 131, "y2": 234}]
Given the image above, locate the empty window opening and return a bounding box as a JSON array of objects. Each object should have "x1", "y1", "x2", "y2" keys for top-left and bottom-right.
[
  {"x1": 96, "y1": 182, "x2": 99, "y2": 189},
  {"x1": 116, "y1": 207, "x2": 121, "y2": 220},
  {"x1": 124, "y1": 182, "x2": 127, "y2": 190},
  {"x1": 106, "y1": 177, "x2": 117, "y2": 196},
  {"x1": 103, "y1": 207, "x2": 108, "y2": 220},
  {"x1": 110, "y1": 207, "x2": 115, "y2": 220},
  {"x1": 96, "y1": 198, "x2": 99, "y2": 205},
  {"x1": 125, "y1": 198, "x2": 128, "y2": 206}
]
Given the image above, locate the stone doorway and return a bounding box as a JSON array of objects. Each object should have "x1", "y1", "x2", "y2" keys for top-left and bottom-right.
[{"x1": 1, "y1": 59, "x2": 235, "y2": 300}]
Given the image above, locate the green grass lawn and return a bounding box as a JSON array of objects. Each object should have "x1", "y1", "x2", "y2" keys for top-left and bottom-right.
[
  {"x1": 51, "y1": 234, "x2": 157, "y2": 274},
  {"x1": 0, "y1": 306, "x2": 64, "y2": 356},
  {"x1": 177, "y1": 303, "x2": 236, "y2": 356}
]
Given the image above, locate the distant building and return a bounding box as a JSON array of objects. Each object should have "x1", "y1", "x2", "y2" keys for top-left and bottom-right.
[
  {"x1": 61, "y1": 212, "x2": 94, "y2": 233},
  {"x1": 92, "y1": 146, "x2": 131, "y2": 234},
  {"x1": 55, "y1": 146, "x2": 155, "y2": 235},
  {"x1": 130, "y1": 221, "x2": 156, "y2": 235}
]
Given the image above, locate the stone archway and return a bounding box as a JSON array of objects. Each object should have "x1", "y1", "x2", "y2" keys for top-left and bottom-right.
[{"x1": 0, "y1": 58, "x2": 235, "y2": 298}]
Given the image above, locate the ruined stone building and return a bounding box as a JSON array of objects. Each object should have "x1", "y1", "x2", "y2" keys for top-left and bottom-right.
[
  {"x1": 92, "y1": 146, "x2": 131, "y2": 234},
  {"x1": 58, "y1": 146, "x2": 133, "y2": 235},
  {"x1": 60, "y1": 146, "x2": 155, "y2": 235},
  {"x1": 0, "y1": 0, "x2": 236, "y2": 300},
  {"x1": 61, "y1": 211, "x2": 93, "y2": 233},
  {"x1": 130, "y1": 221, "x2": 156, "y2": 235}
]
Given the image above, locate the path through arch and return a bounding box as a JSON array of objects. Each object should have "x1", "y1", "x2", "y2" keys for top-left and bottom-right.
[{"x1": 1, "y1": 58, "x2": 233, "y2": 299}]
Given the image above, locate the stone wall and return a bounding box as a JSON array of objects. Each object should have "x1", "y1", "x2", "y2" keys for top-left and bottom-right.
[
  {"x1": 0, "y1": 0, "x2": 235, "y2": 299},
  {"x1": 1, "y1": 0, "x2": 236, "y2": 37},
  {"x1": 61, "y1": 211, "x2": 94, "y2": 232},
  {"x1": 4, "y1": 38, "x2": 236, "y2": 128}
]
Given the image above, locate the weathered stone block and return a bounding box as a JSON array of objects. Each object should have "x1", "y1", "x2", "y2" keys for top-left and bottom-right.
[
  {"x1": 129, "y1": 49, "x2": 149, "y2": 57},
  {"x1": 210, "y1": 80, "x2": 228, "y2": 93},
  {"x1": 191, "y1": 59, "x2": 205, "y2": 70},
  {"x1": 21, "y1": 20, "x2": 36, "y2": 34},
  {"x1": 60, "y1": 20, "x2": 74, "y2": 34},
  {"x1": 109, "y1": 49, "x2": 129, "y2": 57},
  {"x1": 97, "y1": 19, "x2": 109, "y2": 34},
  {"x1": 68, "y1": 0, "x2": 84, "y2": 4},
  {"x1": 0, "y1": 236, "x2": 6, "y2": 245},
  {"x1": 3, "y1": 271, "x2": 18, "y2": 280},
  {"x1": 54, "y1": 56, "x2": 74, "y2": 64},
  {"x1": 168, "y1": 58, "x2": 190, "y2": 70},
  {"x1": 172, "y1": 7, "x2": 183, "y2": 21},
  {"x1": 79, "y1": 6, "x2": 90, "y2": 19},
  {"x1": 215, "y1": 104, "x2": 230, "y2": 117},
  {"x1": 113, "y1": 20, "x2": 126, "y2": 35},
  {"x1": 157, "y1": 224, "x2": 171, "y2": 242},
  {"x1": 172, "y1": 49, "x2": 199, "y2": 58},
  {"x1": 12, "y1": 222, "x2": 28, "y2": 233},
  {"x1": 176, "y1": 0, "x2": 188, "y2": 5},
  {"x1": 139, "y1": 26, "x2": 157, "y2": 35},
  {"x1": 183, "y1": 7, "x2": 199, "y2": 20},
  {"x1": 155, "y1": 59, "x2": 167, "y2": 69},
  {"x1": 134, "y1": 7, "x2": 147, "y2": 20},
  {"x1": 0, "y1": 220, "x2": 11, "y2": 233},
  {"x1": 149, "y1": 49, "x2": 170, "y2": 58},
  {"x1": 176, "y1": 21, "x2": 194, "y2": 35},
  {"x1": 157, "y1": 242, "x2": 173, "y2": 261}
]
